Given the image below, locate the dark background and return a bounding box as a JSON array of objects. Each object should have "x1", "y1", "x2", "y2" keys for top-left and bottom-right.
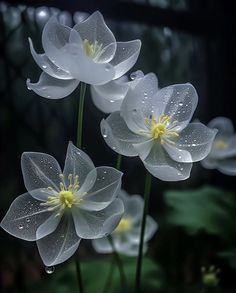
[{"x1": 0, "y1": 0, "x2": 236, "y2": 292}]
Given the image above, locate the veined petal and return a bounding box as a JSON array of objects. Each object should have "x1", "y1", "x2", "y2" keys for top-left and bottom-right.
[
  {"x1": 79, "y1": 167, "x2": 122, "y2": 211},
  {"x1": 143, "y1": 143, "x2": 192, "y2": 181},
  {"x1": 133, "y1": 139, "x2": 154, "y2": 161},
  {"x1": 63, "y1": 142, "x2": 95, "y2": 188},
  {"x1": 169, "y1": 122, "x2": 217, "y2": 163},
  {"x1": 21, "y1": 152, "x2": 62, "y2": 193},
  {"x1": 91, "y1": 86, "x2": 123, "y2": 113},
  {"x1": 110, "y1": 40, "x2": 141, "y2": 79},
  {"x1": 162, "y1": 83, "x2": 198, "y2": 131},
  {"x1": 28, "y1": 38, "x2": 73, "y2": 80},
  {"x1": 27, "y1": 72, "x2": 79, "y2": 99},
  {"x1": 208, "y1": 116, "x2": 234, "y2": 136},
  {"x1": 121, "y1": 73, "x2": 158, "y2": 133},
  {"x1": 0, "y1": 193, "x2": 53, "y2": 241},
  {"x1": 101, "y1": 112, "x2": 146, "y2": 156},
  {"x1": 36, "y1": 210, "x2": 60, "y2": 239},
  {"x1": 42, "y1": 16, "x2": 72, "y2": 69},
  {"x1": 37, "y1": 215, "x2": 81, "y2": 266},
  {"x1": 72, "y1": 199, "x2": 124, "y2": 239},
  {"x1": 73, "y1": 11, "x2": 117, "y2": 63}
]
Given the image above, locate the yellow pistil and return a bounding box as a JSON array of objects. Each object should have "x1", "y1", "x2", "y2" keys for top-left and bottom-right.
[
  {"x1": 140, "y1": 114, "x2": 179, "y2": 144},
  {"x1": 213, "y1": 139, "x2": 229, "y2": 150},
  {"x1": 41, "y1": 173, "x2": 87, "y2": 218},
  {"x1": 115, "y1": 218, "x2": 132, "y2": 233},
  {"x1": 83, "y1": 39, "x2": 103, "y2": 60}
]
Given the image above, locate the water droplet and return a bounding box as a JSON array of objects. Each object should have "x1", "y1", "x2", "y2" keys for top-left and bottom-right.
[
  {"x1": 45, "y1": 266, "x2": 55, "y2": 274},
  {"x1": 112, "y1": 146, "x2": 116, "y2": 150},
  {"x1": 26, "y1": 218, "x2": 30, "y2": 223},
  {"x1": 18, "y1": 224, "x2": 24, "y2": 230},
  {"x1": 179, "y1": 102, "x2": 183, "y2": 106},
  {"x1": 110, "y1": 100, "x2": 115, "y2": 103},
  {"x1": 102, "y1": 133, "x2": 108, "y2": 138},
  {"x1": 103, "y1": 171, "x2": 107, "y2": 174},
  {"x1": 42, "y1": 65, "x2": 47, "y2": 69}
]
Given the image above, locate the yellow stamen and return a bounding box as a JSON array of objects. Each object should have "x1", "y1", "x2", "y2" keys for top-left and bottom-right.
[
  {"x1": 115, "y1": 218, "x2": 132, "y2": 233},
  {"x1": 213, "y1": 139, "x2": 228, "y2": 150},
  {"x1": 83, "y1": 39, "x2": 103, "y2": 60}
]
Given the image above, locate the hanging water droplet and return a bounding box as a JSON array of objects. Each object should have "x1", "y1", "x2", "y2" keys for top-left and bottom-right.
[
  {"x1": 45, "y1": 266, "x2": 55, "y2": 274},
  {"x1": 18, "y1": 224, "x2": 24, "y2": 230},
  {"x1": 130, "y1": 72, "x2": 137, "y2": 80}
]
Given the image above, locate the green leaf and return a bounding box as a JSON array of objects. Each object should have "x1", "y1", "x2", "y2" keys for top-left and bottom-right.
[{"x1": 165, "y1": 186, "x2": 234, "y2": 237}]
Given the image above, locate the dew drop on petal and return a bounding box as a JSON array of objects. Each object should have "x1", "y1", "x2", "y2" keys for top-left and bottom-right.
[
  {"x1": 18, "y1": 224, "x2": 24, "y2": 230},
  {"x1": 42, "y1": 65, "x2": 47, "y2": 69},
  {"x1": 45, "y1": 266, "x2": 55, "y2": 274},
  {"x1": 26, "y1": 218, "x2": 30, "y2": 223}
]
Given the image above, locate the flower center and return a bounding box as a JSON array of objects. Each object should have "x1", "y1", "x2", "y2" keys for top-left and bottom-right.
[
  {"x1": 115, "y1": 218, "x2": 132, "y2": 233},
  {"x1": 83, "y1": 39, "x2": 103, "y2": 60},
  {"x1": 213, "y1": 139, "x2": 228, "y2": 150},
  {"x1": 140, "y1": 114, "x2": 179, "y2": 144},
  {"x1": 41, "y1": 173, "x2": 87, "y2": 218}
]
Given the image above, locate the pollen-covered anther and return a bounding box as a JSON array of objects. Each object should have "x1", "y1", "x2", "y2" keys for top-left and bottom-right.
[{"x1": 83, "y1": 39, "x2": 104, "y2": 60}]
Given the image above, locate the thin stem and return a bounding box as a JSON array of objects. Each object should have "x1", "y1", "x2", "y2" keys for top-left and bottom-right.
[
  {"x1": 116, "y1": 154, "x2": 122, "y2": 171},
  {"x1": 75, "y1": 254, "x2": 84, "y2": 293},
  {"x1": 135, "y1": 171, "x2": 152, "y2": 292},
  {"x1": 76, "y1": 82, "x2": 87, "y2": 148},
  {"x1": 108, "y1": 235, "x2": 127, "y2": 292},
  {"x1": 102, "y1": 257, "x2": 115, "y2": 293}
]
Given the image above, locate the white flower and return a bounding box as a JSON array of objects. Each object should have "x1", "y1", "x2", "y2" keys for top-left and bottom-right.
[
  {"x1": 201, "y1": 117, "x2": 236, "y2": 175},
  {"x1": 0, "y1": 142, "x2": 124, "y2": 266},
  {"x1": 101, "y1": 73, "x2": 217, "y2": 181},
  {"x1": 27, "y1": 11, "x2": 141, "y2": 99},
  {"x1": 92, "y1": 190, "x2": 157, "y2": 256},
  {"x1": 91, "y1": 70, "x2": 147, "y2": 113}
]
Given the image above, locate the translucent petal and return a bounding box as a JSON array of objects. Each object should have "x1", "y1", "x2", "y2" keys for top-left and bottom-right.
[
  {"x1": 42, "y1": 16, "x2": 72, "y2": 68},
  {"x1": 208, "y1": 116, "x2": 234, "y2": 136},
  {"x1": 72, "y1": 199, "x2": 124, "y2": 239},
  {"x1": 28, "y1": 38, "x2": 73, "y2": 80},
  {"x1": 0, "y1": 193, "x2": 52, "y2": 241},
  {"x1": 36, "y1": 211, "x2": 60, "y2": 239},
  {"x1": 37, "y1": 215, "x2": 81, "y2": 266},
  {"x1": 143, "y1": 143, "x2": 192, "y2": 181},
  {"x1": 90, "y1": 78, "x2": 129, "y2": 113},
  {"x1": 27, "y1": 72, "x2": 79, "y2": 99},
  {"x1": 168, "y1": 122, "x2": 218, "y2": 162},
  {"x1": 29, "y1": 188, "x2": 57, "y2": 202},
  {"x1": 63, "y1": 142, "x2": 95, "y2": 188},
  {"x1": 121, "y1": 73, "x2": 158, "y2": 133},
  {"x1": 121, "y1": 193, "x2": 144, "y2": 224},
  {"x1": 73, "y1": 11, "x2": 117, "y2": 63},
  {"x1": 79, "y1": 167, "x2": 122, "y2": 211},
  {"x1": 133, "y1": 139, "x2": 154, "y2": 161},
  {"x1": 21, "y1": 152, "x2": 62, "y2": 192},
  {"x1": 101, "y1": 112, "x2": 146, "y2": 156},
  {"x1": 201, "y1": 157, "x2": 218, "y2": 169},
  {"x1": 217, "y1": 158, "x2": 236, "y2": 176},
  {"x1": 92, "y1": 237, "x2": 112, "y2": 254},
  {"x1": 110, "y1": 40, "x2": 141, "y2": 79},
  {"x1": 210, "y1": 135, "x2": 236, "y2": 159},
  {"x1": 162, "y1": 83, "x2": 198, "y2": 131}
]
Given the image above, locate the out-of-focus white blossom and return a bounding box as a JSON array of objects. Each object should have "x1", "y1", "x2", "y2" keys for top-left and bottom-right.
[{"x1": 92, "y1": 190, "x2": 157, "y2": 256}]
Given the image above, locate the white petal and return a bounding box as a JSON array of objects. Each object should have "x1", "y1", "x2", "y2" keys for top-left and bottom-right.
[
  {"x1": 72, "y1": 199, "x2": 124, "y2": 239},
  {"x1": 208, "y1": 117, "x2": 234, "y2": 136},
  {"x1": 210, "y1": 135, "x2": 236, "y2": 159},
  {"x1": 73, "y1": 11, "x2": 117, "y2": 63},
  {"x1": 27, "y1": 72, "x2": 79, "y2": 99},
  {"x1": 37, "y1": 215, "x2": 81, "y2": 266},
  {"x1": 133, "y1": 139, "x2": 154, "y2": 161},
  {"x1": 42, "y1": 16, "x2": 72, "y2": 68},
  {"x1": 123, "y1": 194, "x2": 144, "y2": 224},
  {"x1": 63, "y1": 142, "x2": 95, "y2": 188},
  {"x1": 162, "y1": 83, "x2": 198, "y2": 131},
  {"x1": 101, "y1": 112, "x2": 146, "y2": 156},
  {"x1": 110, "y1": 40, "x2": 141, "y2": 79},
  {"x1": 92, "y1": 237, "x2": 112, "y2": 254},
  {"x1": 217, "y1": 158, "x2": 236, "y2": 176},
  {"x1": 28, "y1": 38, "x2": 73, "y2": 80},
  {"x1": 121, "y1": 73, "x2": 158, "y2": 133},
  {"x1": 21, "y1": 152, "x2": 62, "y2": 192},
  {"x1": 0, "y1": 193, "x2": 53, "y2": 241},
  {"x1": 29, "y1": 188, "x2": 56, "y2": 202},
  {"x1": 201, "y1": 157, "x2": 218, "y2": 169},
  {"x1": 91, "y1": 86, "x2": 123, "y2": 113},
  {"x1": 79, "y1": 167, "x2": 122, "y2": 211},
  {"x1": 167, "y1": 122, "x2": 217, "y2": 163},
  {"x1": 36, "y1": 211, "x2": 60, "y2": 239},
  {"x1": 143, "y1": 143, "x2": 192, "y2": 181}
]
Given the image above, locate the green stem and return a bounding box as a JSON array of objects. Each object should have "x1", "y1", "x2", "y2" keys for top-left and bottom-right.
[
  {"x1": 108, "y1": 235, "x2": 127, "y2": 292},
  {"x1": 76, "y1": 82, "x2": 87, "y2": 148},
  {"x1": 75, "y1": 254, "x2": 84, "y2": 293},
  {"x1": 102, "y1": 257, "x2": 115, "y2": 293},
  {"x1": 135, "y1": 171, "x2": 152, "y2": 292},
  {"x1": 116, "y1": 154, "x2": 122, "y2": 171}
]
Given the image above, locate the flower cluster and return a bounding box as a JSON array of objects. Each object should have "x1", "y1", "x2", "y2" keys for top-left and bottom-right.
[{"x1": 93, "y1": 190, "x2": 157, "y2": 256}]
